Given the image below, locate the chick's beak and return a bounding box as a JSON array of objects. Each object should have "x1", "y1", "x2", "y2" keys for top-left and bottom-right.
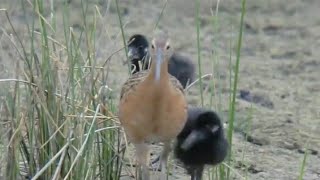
[
  {"x1": 128, "y1": 47, "x2": 140, "y2": 60},
  {"x1": 123, "y1": 47, "x2": 136, "y2": 65},
  {"x1": 210, "y1": 125, "x2": 219, "y2": 134},
  {"x1": 181, "y1": 130, "x2": 205, "y2": 151}
]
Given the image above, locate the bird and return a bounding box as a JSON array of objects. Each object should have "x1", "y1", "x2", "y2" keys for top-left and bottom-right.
[
  {"x1": 127, "y1": 34, "x2": 151, "y2": 74},
  {"x1": 174, "y1": 107, "x2": 229, "y2": 180},
  {"x1": 118, "y1": 33, "x2": 188, "y2": 180},
  {"x1": 126, "y1": 34, "x2": 196, "y2": 88}
]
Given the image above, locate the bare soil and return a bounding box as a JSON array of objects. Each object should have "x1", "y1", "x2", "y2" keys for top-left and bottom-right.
[{"x1": 0, "y1": 0, "x2": 319, "y2": 179}]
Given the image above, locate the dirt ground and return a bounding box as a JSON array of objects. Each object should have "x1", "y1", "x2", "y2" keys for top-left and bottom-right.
[{"x1": 1, "y1": 0, "x2": 320, "y2": 179}]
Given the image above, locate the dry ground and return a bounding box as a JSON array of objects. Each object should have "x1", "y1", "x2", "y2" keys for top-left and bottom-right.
[{"x1": 0, "y1": 0, "x2": 319, "y2": 179}]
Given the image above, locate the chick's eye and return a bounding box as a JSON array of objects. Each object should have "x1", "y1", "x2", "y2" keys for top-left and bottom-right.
[
  {"x1": 166, "y1": 45, "x2": 170, "y2": 50},
  {"x1": 151, "y1": 44, "x2": 155, "y2": 49}
]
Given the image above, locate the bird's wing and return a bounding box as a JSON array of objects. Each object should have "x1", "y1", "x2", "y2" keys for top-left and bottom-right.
[
  {"x1": 120, "y1": 70, "x2": 148, "y2": 99},
  {"x1": 169, "y1": 74, "x2": 185, "y2": 94}
]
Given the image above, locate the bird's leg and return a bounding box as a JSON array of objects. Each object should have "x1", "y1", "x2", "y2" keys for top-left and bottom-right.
[
  {"x1": 151, "y1": 142, "x2": 171, "y2": 172},
  {"x1": 135, "y1": 143, "x2": 150, "y2": 180},
  {"x1": 158, "y1": 141, "x2": 172, "y2": 180},
  {"x1": 191, "y1": 172, "x2": 196, "y2": 180},
  {"x1": 194, "y1": 166, "x2": 204, "y2": 180}
]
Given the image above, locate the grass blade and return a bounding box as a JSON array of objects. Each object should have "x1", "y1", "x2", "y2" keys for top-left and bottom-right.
[{"x1": 227, "y1": 0, "x2": 246, "y2": 179}]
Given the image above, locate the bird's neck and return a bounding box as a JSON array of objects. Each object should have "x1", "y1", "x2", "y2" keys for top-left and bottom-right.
[{"x1": 146, "y1": 58, "x2": 169, "y2": 86}]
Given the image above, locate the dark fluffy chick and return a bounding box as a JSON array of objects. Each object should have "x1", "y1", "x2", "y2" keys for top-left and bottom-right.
[{"x1": 174, "y1": 107, "x2": 229, "y2": 180}]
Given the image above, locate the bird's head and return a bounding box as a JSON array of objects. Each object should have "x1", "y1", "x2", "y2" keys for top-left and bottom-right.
[
  {"x1": 150, "y1": 33, "x2": 173, "y2": 82},
  {"x1": 181, "y1": 111, "x2": 223, "y2": 150},
  {"x1": 127, "y1": 34, "x2": 150, "y2": 73},
  {"x1": 127, "y1": 34, "x2": 149, "y2": 61}
]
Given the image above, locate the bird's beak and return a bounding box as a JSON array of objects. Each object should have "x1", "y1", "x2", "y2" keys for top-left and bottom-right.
[
  {"x1": 210, "y1": 125, "x2": 219, "y2": 134},
  {"x1": 123, "y1": 47, "x2": 136, "y2": 65},
  {"x1": 181, "y1": 130, "x2": 205, "y2": 151},
  {"x1": 127, "y1": 47, "x2": 137, "y2": 60},
  {"x1": 155, "y1": 48, "x2": 163, "y2": 82}
]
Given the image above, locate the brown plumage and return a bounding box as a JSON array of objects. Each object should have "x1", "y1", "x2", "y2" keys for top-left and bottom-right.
[{"x1": 118, "y1": 33, "x2": 187, "y2": 180}]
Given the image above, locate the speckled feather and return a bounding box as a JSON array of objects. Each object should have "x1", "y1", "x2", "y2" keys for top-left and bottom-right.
[{"x1": 120, "y1": 70, "x2": 185, "y2": 100}]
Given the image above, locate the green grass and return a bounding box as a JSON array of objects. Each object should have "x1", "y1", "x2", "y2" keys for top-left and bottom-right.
[
  {"x1": 225, "y1": 0, "x2": 246, "y2": 179},
  {"x1": 298, "y1": 149, "x2": 309, "y2": 180},
  {"x1": 115, "y1": 0, "x2": 130, "y2": 75},
  {"x1": 195, "y1": 0, "x2": 204, "y2": 107},
  {"x1": 1, "y1": 0, "x2": 123, "y2": 179},
  {"x1": 211, "y1": 0, "x2": 246, "y2": 179}
]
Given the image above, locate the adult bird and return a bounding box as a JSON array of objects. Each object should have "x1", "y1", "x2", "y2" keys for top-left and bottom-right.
[
  {"x1": 127, "y1": 34, "x2": 196, "y2": 88},
  {"x1": 119, "y1": 33, "x2": 187, "y2": 180},
  {"x1": 174, "y1": 107, "x2": 228, "y2": 180}
]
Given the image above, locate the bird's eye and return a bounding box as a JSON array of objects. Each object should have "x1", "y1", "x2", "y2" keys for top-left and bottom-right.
[
  {"x1": 138, "y1": 46, "x2": 144, "y2": 50},
  {"x1": 151, "y1": 44, "x2": 155, "y2": 49},
  {"x1": 166, "y1": 45, "x2": 170, "y2": 50}
]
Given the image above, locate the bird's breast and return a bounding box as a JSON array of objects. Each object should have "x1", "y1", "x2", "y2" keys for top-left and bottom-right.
[{"x1": 119, "y1": 77, "x2": 187, "y2": 143}]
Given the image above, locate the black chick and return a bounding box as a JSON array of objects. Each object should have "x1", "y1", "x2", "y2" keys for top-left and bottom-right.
[
  {"x1": 127, "y1": 34, "x2": 150, "y2": 74},
  {"x1": 127, "y1": 34, "x2": 196, "y2": 88},
  {"x1": 174, "y1": 107, "x2": 229, "y2": 180}
]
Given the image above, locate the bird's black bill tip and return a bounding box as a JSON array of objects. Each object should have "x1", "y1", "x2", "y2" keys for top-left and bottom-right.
[{"x1": 210, "y1": 125, "x2": 219, "y2": 134}]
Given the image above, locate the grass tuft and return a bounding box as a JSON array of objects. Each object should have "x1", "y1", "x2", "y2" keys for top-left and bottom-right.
[{"x1": 1, "y1": 0, "x2": 124, "y2": 179}]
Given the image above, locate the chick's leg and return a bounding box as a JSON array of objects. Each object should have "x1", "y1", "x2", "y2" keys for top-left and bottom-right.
[
  {"x1": 191, "y1": 166, "x2": 204, "y2": 180},
  {"x1": 135, "y1": 143, "x2": 150, "y2": 180}
]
